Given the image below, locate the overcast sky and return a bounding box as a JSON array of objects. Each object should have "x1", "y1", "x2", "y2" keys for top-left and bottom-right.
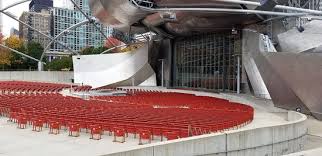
[{"x1": 1, "y1": 0, "x2": 66, "y2": 37}]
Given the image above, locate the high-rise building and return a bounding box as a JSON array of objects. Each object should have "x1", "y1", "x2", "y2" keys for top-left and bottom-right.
[
  {"x1": 29, "y1": 0, "x2": 53, "y2": 12},
  {"x1": 10, "y1": 28, "x2": 20, "y2": 36},
  {"x1": 51, "y1": 0, "x2": 113, "y2": 52},
  {"x1": 19, "y1": 10, "x2": 51, "y2": 48},
  {"x1": 73, "y1": 0, "x2": 90, "y2": 13}
]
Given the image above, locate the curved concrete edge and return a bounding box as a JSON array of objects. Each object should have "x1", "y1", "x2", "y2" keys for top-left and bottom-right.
[{"x1": 101, "y1": 89, "x2": 307, "y2": 156}]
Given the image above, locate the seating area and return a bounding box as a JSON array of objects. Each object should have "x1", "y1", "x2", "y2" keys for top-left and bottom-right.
[
  {"x1": 0, "y1": 81, "x2": 71, "y2": 93},
  {"x1": 0, "y1": 81, "x2": 92, "y2": 93},
  {"x1": 0, "y1": 81, "x2": 254, "y2": 145}
]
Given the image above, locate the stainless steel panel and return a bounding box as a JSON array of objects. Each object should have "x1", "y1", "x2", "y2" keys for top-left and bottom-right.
[
  {"x1": 243, "y1": 30, "x2": 322, "y2": 120},
  {"x1": 89, "y1": 0, "x2": 259, "y2": 36}
]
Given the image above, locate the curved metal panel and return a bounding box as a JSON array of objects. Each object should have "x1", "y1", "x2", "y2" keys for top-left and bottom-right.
[
  {"x1": 243, "y1": 30, "x2": 322, "y2": 120},
  {"x1": 89, "y1": 0, "x2": 149, "y2": 33},
  {"x1": 89, "y1": 0, "x2": 260, "y2": 35},
  {"x1": 73, "y1": 43, "x2": 156, "y2": 88},
  {"x1": 264, "y1": 53, "x2": 322, "y2": 119}
]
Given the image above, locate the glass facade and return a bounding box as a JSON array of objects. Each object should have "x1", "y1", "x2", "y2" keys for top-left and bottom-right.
[
  {"x1": 173, "y1": 32, "x2": 241, "y2": 93},
  {"x1": 51, "y1": 0, "x2": 113, "y2": 52},
  {"x1": 29, "y1": 0, "x2": 53, "y2": 12}
]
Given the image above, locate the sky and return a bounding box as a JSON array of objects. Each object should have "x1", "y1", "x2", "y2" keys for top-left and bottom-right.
[{"x1": 1, "y1": 0, "x2": 66, "y2": 37}]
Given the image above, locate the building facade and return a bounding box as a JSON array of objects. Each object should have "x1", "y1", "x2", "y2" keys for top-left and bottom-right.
[
  {"x1": 19, "y1": 10, "x2": 51, "y2": 49},
  {"x1": 10, "y1": 28, "x2": 20, "y2": 36},
  {"x1": 29, "y1": 0, "x2": 53, "y2": 12},
  {"x1": 51, "y1": 0, "x2": 113, "y2": 52}
]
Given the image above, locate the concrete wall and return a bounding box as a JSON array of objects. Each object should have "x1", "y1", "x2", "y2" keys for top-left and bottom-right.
[
  {"x1": 103, "y1": 111, "x2": 307, "y2": 156},
  {"x1": 0, "y1": 71, "x2": 73, "y2": 83}
]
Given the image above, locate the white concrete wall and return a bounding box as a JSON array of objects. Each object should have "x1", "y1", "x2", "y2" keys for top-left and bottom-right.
[
  {"x1": 0, "y1": 71, "x2": 73, "y2": 83},
  {"x1": 103, "y1": 111, "x2": 307, "y2": 156},
  {"x1": 73, "y1": 44, "x2": 156, "y2": 88}
]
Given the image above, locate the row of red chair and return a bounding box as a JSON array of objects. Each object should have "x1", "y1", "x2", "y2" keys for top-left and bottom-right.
[
  {"x1": 0, "y1": 81, "x2": 71, "y2": 93},
  {"x1": 0, "y1": 81, "x2": 254, "y2": 144},
  {"x1": 0, "y1": 81, "x2": 93, "y2": 94}
]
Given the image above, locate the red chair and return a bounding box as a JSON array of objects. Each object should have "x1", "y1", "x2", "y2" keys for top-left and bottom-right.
[
  {"x1": 113, "y1": 127, "x2": 126, "y2": 143},
  {"x1": 126, "y1": 126, "x2": 137, "y2": 138},
  {"x1": 17, "y1": 116, "x2": 28, "y2": 129},
  {"x1": 152, "y1": 127, "x2": 163, "y2": 141},
  {"x1": 8, "y1": 112, "x2": 17, "y2": 122},
  {"x1": 32, "y1": 119, "x2": 44, "y2": 132},
  {"x1": 139, "y1": 130, "x2": 152, "y2": 145},
  {"x1": 68, "y1": 123, "x2": 80, "y2": 137},
  {"x1": 49, "y1": 121, "x2": 60, "y2": 135},
  {"x1": 164, "y1": 131, "x2": 179, "y2": 140},
  {"x1": 90, "y1": 126, "x2": 102, "y2": 140},
  {"x1": 102, "y1": 124, "x2": 114, "y2": 136}
]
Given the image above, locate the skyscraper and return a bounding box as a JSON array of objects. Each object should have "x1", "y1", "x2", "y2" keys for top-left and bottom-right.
[
  {"x1": 19, "y1": 10, "x2": 51, "y2": 48},
  {"x1": 29, "y1": 0, "x2": 53, "y2": 12},
  {"x1": 51, "y1": 0, "x2": 113, "y2": 52}
]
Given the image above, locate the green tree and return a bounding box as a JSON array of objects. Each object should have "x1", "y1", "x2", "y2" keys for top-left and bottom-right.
[
  {"x1": 25, "y1": 41, "x2": 44, "y2": 69},
  {"x1": 46, "y1": 56, "x2": 73, "y2": 71},
  {"x1": 80, "y1": 46, "x2": 108, "y2": 55},
  {"x1": 80, "y1": 46, "x2": 94, "y2": 55},
  {"x1": 92, "y1": 46, "x2": 108, "y2": 54},
  {"x1": 26, "y1": 41, "x2": 43, "y2": 59}
]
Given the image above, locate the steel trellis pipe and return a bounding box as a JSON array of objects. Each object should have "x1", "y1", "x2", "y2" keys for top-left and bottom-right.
[
  {"x1": 213, "y1": 0, "x2": 322, "y2": 15},
  {"x1": 0, "y1": 44, "x2": 44, "y2": 64},
  {"x1": 0, "y1": 0, "x2": 32, "y2": 12},
  {"x1": 0, "y1": 11, "x2": 77, "y2": 54},
  {"x1": 40, "y1": 19, "x2": 91, "y2": 61},
  {"x1": 130, "y1": 0, "x2": 319, "y2": 16},
  {"x1": 69, "y1": 0, "x2": 112, "y2": 43}
]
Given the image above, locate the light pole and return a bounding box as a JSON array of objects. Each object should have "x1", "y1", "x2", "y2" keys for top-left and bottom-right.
[
  {"x1": 237, "y1": 55, "x2": 241, "y2": 94},
  {"x1": 159, "y1": 59, "x2": 164, "y2": 87}
]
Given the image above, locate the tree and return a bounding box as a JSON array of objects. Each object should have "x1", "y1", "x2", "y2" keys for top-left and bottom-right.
[
  {"x1": 46, "y1": 56, "x2": 73, "y2": 71},
  {"x1": 4, "y1": 36, "x2": 24, "y2": 50},
  {"x1": 80, "y1": 46, "x2": 108, "y2": 55},
  {"x1": 26, "y1": 41, "x2": 43, "y2": 59},
  {"x1": 92, "y1": 46, "x2": 108, "y2": 54},
  {"x1": 0, "y1": 34, "x2": 12, "y2": 69},
  {"x1": 3, "y1": 35, "x2": 27, "y2": 69},
  {"x1": 23, "y1": 41, "x2": 44, "y2": 69},
  {"x1": 80, "y1": 46, "x2": 95, "y2": 55}
]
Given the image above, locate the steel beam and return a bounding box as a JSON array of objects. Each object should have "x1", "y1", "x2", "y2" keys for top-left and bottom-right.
[
  {"x1": 40, "y1": 19, "x2": 91, "y2": 61},
  {"x1": 0, "y1": 43, "x2": 44, "y2": 64},
  {"x1": 0, "y1": 11, "x2": 76, "y2": 54},
  {"x1": 69, "y1": 0, "x2": 112, "y2": 43},
  {"x1": 130, "y1": 0, "x2": 314, "y2": 17},
  {"x1": 213, "y1": 0, "x2": 322, "y2": 15},
  {"x1": 0, "y1": 0, "x2": 31, "y2": 12}
]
